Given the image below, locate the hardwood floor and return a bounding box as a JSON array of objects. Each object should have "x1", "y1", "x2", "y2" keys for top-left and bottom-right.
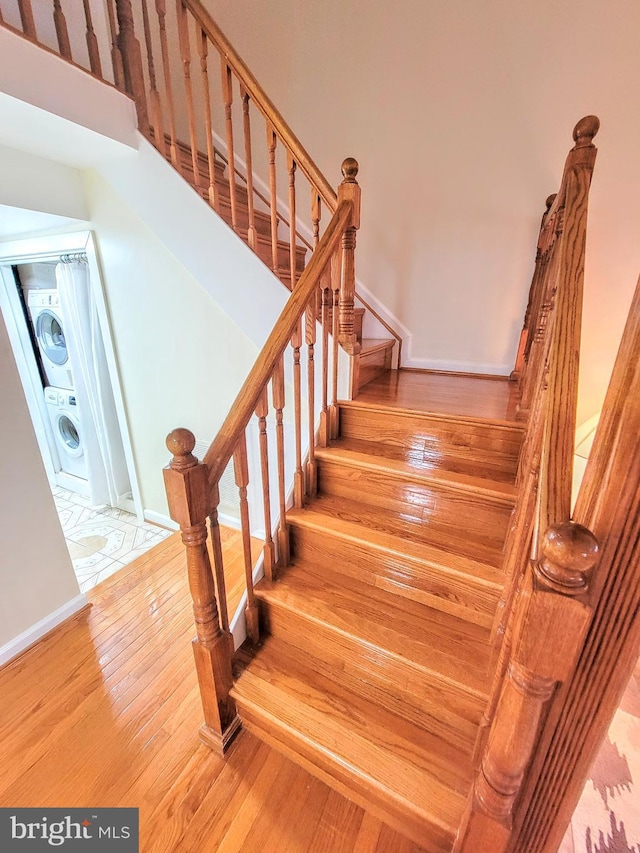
[
  {"x1": 0, "y1": 528, "x2": 428, "y2": 852},
  {"x1": 357, "y1": 369, "x2": 520, "y2": 422}
]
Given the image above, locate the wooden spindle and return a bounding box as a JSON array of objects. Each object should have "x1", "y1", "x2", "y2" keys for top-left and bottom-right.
[
  {"x1": 164, "y1": 428, "x2": 240, "y2": 754},
  {"x1": 329, "y1": 248, "x2": 341, "y2": 440},
  {"x1": 292, "y1": 319, "x2": 304, "y2": 508},
  {"x1": 53, "y1": 1, "x2": 71, "y2": 61},
  {"x1": 287, "y1": 152, "x2": 298, "y2": 287},
  {"x1": 198, "y1": 27, "x2": 217, "y2": 207},
  {"x1": 311, "y1": 191, "x2": 321, "y2": 250},
  {"x1": 318, "y1": 278, "x2": 331, "y2": 447},
  {"x1": 208, "y1": 482, "x2": 233, "y2": 656},
  {"x1": 115, "y1": 0, "x2": 149, "y2": 133},
  {"x1": 177, "y1": 1, "x2": 201, "y2": 190},
  {"x1": 233, "y1": 432, "x2": 259, "y2": 645},
  {"x1": 241, "y1": 86, "x2": 257, "y2": 251},
  {"x1": 456, "y1": 521, "x2": 598, "y2": 853},
  {"x1": 155, "y1": 0, "x2": 178, "y2": 168},
  {"x1": 82, "y1": 0, "x2": 102, "y2": 76},
  {"x1": 105, "y1": 0, "x2": 125, "y2": 90},
  {"x1": 255, "y1": 389, "x2": 275, "y2": 581},
  {"x1": 272, "y1": 358, "x2": 289, "y2": 567},
  {"x1": 140, "y1": 0, "x2": 163, "y2": 154},
  {"x1": 267, "y1": 122, "x2": 279, "y2": 275},
  {"x1": 337, "y1": 158, "x2": 361, "y2": 357},
  {"x1": 306, "y1": 293, "x2": 317, "y2": 496},
  {"x1": 221, "y1": 61, "x2": 239, "y2": 232},
  {"x1": 17, "y1": 0, "x2": 37, "y2": 40}
]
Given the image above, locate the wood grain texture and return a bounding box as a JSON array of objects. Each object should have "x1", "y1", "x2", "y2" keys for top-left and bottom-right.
[{"x1": 0, "y1": 532, "x2": 426, "y2": 853}]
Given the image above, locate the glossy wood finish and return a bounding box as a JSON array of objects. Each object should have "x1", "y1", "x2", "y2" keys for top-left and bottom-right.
[
  {"x1": 512, "y1": 276, "x2": 640, "y2": 853},
  {"x1": 357, "y1": 369, "x2": 521, "y2": 422},
  {"x1": 0, "y1": 533, "x2": 430, "y2": 853}
]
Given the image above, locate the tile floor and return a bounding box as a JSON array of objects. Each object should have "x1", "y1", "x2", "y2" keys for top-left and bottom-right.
[{"x1": 52, "y1": 486, "x2": 174, "y2": 593}]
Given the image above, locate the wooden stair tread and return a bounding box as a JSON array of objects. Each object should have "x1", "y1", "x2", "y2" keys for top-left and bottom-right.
[
  {"x1": 287, "y1": 500, "x2": 501, "y2": 585},
  {"x1": 232, "y1": 637, "x2": 467, "y2": 851},
  {"x1": 360, "y1": 337, "x2": 396, "y2": 355},
  {"x1": 320, "y1": 437, "x2": 518, "y2": 495},
  {"x1": 255, "y1": 563, "x2": 492, "y2": 698},
  {"x1": 299, "y1": 493, "x2": 506, "y2": 567}
]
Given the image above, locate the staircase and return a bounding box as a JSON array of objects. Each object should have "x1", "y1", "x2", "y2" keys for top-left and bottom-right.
[{"x1": 230, "y1": 390, "x2": 523, "y2": 850}]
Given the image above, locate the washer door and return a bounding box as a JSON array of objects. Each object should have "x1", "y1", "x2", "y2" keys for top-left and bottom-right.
[
  {"x1": 56, "y1": 412, "x2": 84, "y2": 458},
  {"x1": 36, "y1": 310, "x2": 68, "y2": 366}
]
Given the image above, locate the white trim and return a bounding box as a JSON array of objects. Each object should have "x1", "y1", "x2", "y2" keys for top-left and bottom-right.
[
  {"x1": 399, "y1": 355, "x2": 512, "y2": 376},
  {"x1": 0, "y1": 594, "x2": 89, "y2": 668},
  {"x1": 143, "y1": 509, "x2": 179, "y2": 531}
]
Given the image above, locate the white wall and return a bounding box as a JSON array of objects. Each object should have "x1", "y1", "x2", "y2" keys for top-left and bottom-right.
[
  {"x1": 204, "y1": 0, "x2": 640, "y2": 419},
  {"x1": 0, "y1": 310, "x2": 81, "y2": 651},
  {"x1": 83, "y1": 170, "x2": 259, "y2": 516}
]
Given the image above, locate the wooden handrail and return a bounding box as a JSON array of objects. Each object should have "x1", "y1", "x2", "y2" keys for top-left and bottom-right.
[
  {"x1": 182, "y1": 0, "x2": 337, "y2": 212},
  {"x1": 203, "y1": 198, "x2": 353, "y2": 483}
]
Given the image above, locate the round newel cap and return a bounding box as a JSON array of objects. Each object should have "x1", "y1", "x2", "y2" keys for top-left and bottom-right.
[
  {"x1": 539, "y1": 520, "x2": 599, "y2": 593},
  {"x1": 545, "y1": 193, "x2": 557, "y2": 210},
  {"x1": 341, "y1": 157, "x2": 359, "y2": 183},
  {"x1": 572, "y1": 115, "x2": 600, "y2": 147},
  {"x1": 166, "y1": 428, "x2": 197, "y2": 470}
]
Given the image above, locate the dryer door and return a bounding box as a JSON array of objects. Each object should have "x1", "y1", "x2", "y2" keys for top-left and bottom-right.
[
  {"x1": 36, "y1": 309, "x2": 68, "y2": 366},
  {"x1": 56, "y1": 412, "x2": 83, "y2": 458}
]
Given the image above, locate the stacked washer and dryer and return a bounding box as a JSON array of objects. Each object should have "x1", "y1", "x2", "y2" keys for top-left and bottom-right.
[{"x1": 27, "y1": 288, "x2": 89, "y2": 491}]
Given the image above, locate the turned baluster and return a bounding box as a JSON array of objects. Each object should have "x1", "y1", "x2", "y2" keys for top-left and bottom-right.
[
  {"x1": 456, "y1": 521, "x2": 598, "y2": 852},
  {"x1": 306, "y1": 292, "x2": 317, "y2": 497},
  {"x1": 337, "y1": 158, "x2": 361, "y2": 358},
  {"x1": 17, "y1": 0, "x2": 36, "y2": 39},
  {"x1": 266, "y1": 123, "x2": 279, "y2": 274},
  {"x1": 292, "y1": 319, "x2": 304, "y2": 507},
  {"x1": 177, "y1": 2, "x2": 201, "y2": 190},
  {"x1": 222, "y1": 61, "x2": 239, "y2": 232},
  {"x1": 241, "y1": 86, "x2": 257, "y2": 250},
  {"x1": 105, "y1": 0, "x2": 125, "y2": 89},
  {"x1": 198, "y1": 28, "x2": 217, "y2": 207},
  {"x1": 53, "y1": 0, "x2": 71, "y2": 61},
  {"x1": 208, "y1": 482, "x2": 233, "y2": 656},
  {"x1": 164, "y1": 428, "x2": 240, "y2": 754},
  {"x1": 115, "y1": 0, "x2": 149, "y2": 133},
  {"x1": 233, "y1": 432, "x2": 259, "y2": 644},
  {"x1": 287, "y1": 153, "x2": 298, "y2": 287},
  {"x1": 272, "y1": 357, "x2": 289, "y2": 567},
  {"x1": 154, "y1": 0, "x2": 178, "y2": 168},
  {"x1": 140, "y1": 0, "x2": 163, "y2": 153},
  {"x1": 329, "y1": 247, "x2": 341, "y2": 440},
  {"x1": 318, "y1": 275, "x2": 331, "y2": 447},
  {"x1": 255, "y1": 389, "x2": 275, "y2": 581},
  {"x1": 82, "y1": 0, "x2": 102, "y2": 75}
]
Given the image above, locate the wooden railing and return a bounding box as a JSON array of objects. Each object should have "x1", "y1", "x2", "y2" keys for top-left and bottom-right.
[
  {"x1": 163, "y1": 165, "x2": 359, "y2": 753},
  {"x1": 455, "y1": 116, "x2": 602, "y2": 852}
]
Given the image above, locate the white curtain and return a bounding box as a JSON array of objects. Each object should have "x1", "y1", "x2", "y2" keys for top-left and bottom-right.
[{"x1": 56, "y1": 260, "x2": 130, "y2": 507}]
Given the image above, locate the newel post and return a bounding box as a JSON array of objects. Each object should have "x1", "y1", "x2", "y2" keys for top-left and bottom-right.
[
  {"x1": 455, "y1": 521, "x2": 598, "y2": 853},
  {"x1": 164, "y1": 428, "x2": 241, "y2": 755},
  {"x1": 115, "y1": 0, "x2": 149, "y2": 133},
  {"x1": 337, "y1": 158, "x2": 361, "y2": 358}
]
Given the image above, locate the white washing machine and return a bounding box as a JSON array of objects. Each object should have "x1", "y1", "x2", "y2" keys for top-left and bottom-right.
[
  {"x1": 44, "y1": 387, "x2": 88, "y2": 482},
  {"x1": 27, "y1": 290, "x2": 74, "y2": 390}
]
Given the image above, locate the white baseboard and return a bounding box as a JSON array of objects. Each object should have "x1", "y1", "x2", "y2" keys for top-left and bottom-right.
[
  {"x1": 400, "y1": 355, "x2": 512, "y2": 376},
  {"x1": 143, "y1": 509, "x2": 179, "y2": 531},
  {"x1": 0, "y1": 594, "x2": 89, "y2": 668}
]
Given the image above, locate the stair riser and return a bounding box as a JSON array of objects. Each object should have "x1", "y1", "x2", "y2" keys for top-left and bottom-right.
[
  {"x1": 234, "y1": 702, "x2": 455, "y2": 853},
  {"x1": 289, "y1": 522, "x2": 498, "y2": 628},
  {"x1": 316, "y1": 459, "x2": 514, "y2": 546},
  {"x1": 339, "y1": 406, "x2": 523, "y2": 476},
  {"x1": 357, "y1": 345, "x2": 394, "y2": 390},
  {"x1": 257, "y1": 595, "x2": 484, "y2": 750}
]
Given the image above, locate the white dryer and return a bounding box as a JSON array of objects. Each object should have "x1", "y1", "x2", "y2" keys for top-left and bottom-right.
[
  {"x1": 44, "y1": 387, "x2": 88, "y2": 482},
  {"x1": 27, "y1": 289, "x2": 74, "y2": 390}
]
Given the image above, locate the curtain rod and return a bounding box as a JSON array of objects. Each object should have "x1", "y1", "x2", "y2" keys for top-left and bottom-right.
[{"x1": 58, "y1": 252, "x2": 87, "y2": 263}]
